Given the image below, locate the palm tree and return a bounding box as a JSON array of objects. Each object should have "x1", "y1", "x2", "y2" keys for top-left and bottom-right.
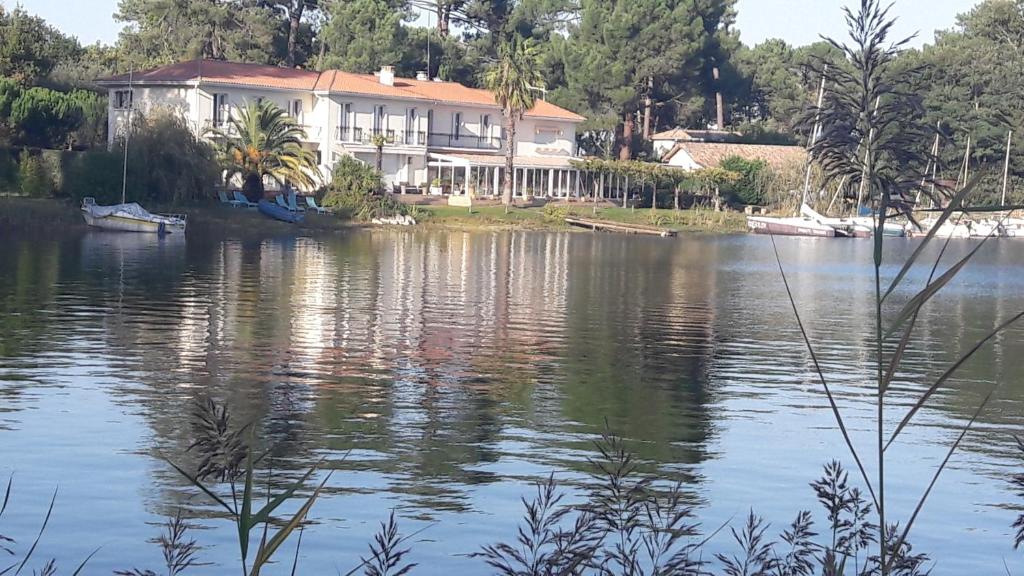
[
  {"x1": 208, "y1": 99, "x2": 319, "y2": 202},
  {"x1": 371, "y1": 133, "x2": 386, "y2": 173},
  {"x1": 485, "y1": 35, "x2": 543, "y2": 207}
]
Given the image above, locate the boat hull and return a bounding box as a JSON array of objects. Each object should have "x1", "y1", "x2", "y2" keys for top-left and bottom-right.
[
  {"x1": 258, "y1": 200, "x2": 304, "y2": 223},
  {"x1": 81, "y1": 209, "x2": 185, "y2": 234},
  {"x1": 747, "y1": 216, "x2": 836, "y2": 237}
]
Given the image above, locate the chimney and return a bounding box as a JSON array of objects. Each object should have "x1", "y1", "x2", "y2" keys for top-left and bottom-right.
[
  {"x1": 416, "y1": 70, "x2": 428, "y2": 81},
  {"x1": 379, "y1": 65, "x2": 395, "y2": 87}
]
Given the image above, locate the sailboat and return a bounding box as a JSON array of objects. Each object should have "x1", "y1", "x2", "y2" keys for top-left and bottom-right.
[
  {"x1": 746, "y1": 70, "x2": 842, "y2": 238},
  {"x1": 80, "y1": 68, "x2": 187, "y2": 234}
]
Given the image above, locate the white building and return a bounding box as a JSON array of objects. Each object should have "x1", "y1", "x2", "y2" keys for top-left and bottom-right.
[
  {"x1": 97, "y1": 59, "x2": 587, "y2": 197},
  {"x1": 651, "y1": 128, "x2": 741, "y2": 157}
]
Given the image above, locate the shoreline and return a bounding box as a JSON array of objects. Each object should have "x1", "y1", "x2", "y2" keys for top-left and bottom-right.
[{"x1": 0, "y1": 196, "x2": 750, "y2": 237}]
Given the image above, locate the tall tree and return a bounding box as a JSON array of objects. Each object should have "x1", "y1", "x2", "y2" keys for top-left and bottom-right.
[
  {"x1": 552, "y1": 0, "x2": 731, "y2": 159},
  {"x1": 0, "y1": 6, "x2": 81, "y2": 85},
  {"x1": 265, "y1": 0, "x2": 320, "y2": 67},
  {"x1": 115, "y1": 0, "x2": 279, "y2": 67},
  {"x1": 485, "y1": 34, "x2": 543, "y2": 206},
  {"x1": 321, "y1": 0, "x2": 408, "y2": 73},
  {"x1": 909, "y1": 0, "x2": 1024, "y2": 198}
]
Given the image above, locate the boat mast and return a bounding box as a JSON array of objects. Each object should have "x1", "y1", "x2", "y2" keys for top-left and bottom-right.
[
  {"x1": 121, "y1": 66, "x2": 133, "y2": 205},
  {"x1": 802, "y1": 66, "x2": 828, "y2": 207},
  {"x1": 1002, "y1": 129, "x2": 1012, "y2": 206},
  {"x1": 958, "y1": 134, "x2": 971, "y2": 189},
  {"x1": 916, "y1": 122, "x2": 940, "y2": 207}
]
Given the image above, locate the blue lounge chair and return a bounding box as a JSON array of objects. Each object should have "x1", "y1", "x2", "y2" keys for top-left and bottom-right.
[
  {"x1": 287, "y1": 191, "x2": 306, "y2": 213},
  {"x1": 232, "y1": 191, "x2": 257, "y2": 208},
  {"x1": 218, "y1": 190, "x2": 242, "y2": 207},
  {"x1": 275, "y1": 194, "x2": 292, "y2": 211},
  {"x1": 305, "y1": 196, "x2": 327, "y2": 214}
]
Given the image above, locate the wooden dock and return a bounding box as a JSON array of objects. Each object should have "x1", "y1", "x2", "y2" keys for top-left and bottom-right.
[{"x1": 565, "y1": 216, "x2": 677, "y2": 237}]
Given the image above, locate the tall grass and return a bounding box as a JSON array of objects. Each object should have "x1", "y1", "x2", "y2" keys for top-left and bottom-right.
[{"x1": 786, "y1": 1, "x2": 1024, "y2": 574}]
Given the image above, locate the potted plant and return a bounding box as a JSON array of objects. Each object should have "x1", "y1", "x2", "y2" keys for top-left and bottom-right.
[{"x1": 429, "y1": 177, "x2": 444, "y2": 196}]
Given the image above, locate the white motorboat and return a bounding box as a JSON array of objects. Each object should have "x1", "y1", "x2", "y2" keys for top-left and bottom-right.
[{"x1": 81, "y1": 197, "x2": 186, "y2": 234}]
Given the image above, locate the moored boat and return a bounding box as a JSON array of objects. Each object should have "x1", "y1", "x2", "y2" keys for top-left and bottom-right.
[
  {"x1": 746, "y1": 215, "x2": 838, "y2": 237},
  {"x1": 258, "y1": 199, "x2": 304, "y2": 223},
  {"x1": 81, "y1": 197, "x2": 186, "y2": 234}
]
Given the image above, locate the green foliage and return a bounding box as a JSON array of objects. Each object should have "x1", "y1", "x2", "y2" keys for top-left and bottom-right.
[
  {"x1": 10, "y1": 87, "x2": 79, "y2": 148},
  {"x1": 0, "y1": 6, "x2": 81, "y2": 85},
  {"x1": 0, "y1": 77, "x2": 19, "y2": 120},
  {"x1": 550, "y1": 0, "x2": 738, "y2": 158},
  {"x1": 0, "y1": 149, "x2": 15, "y2": 190},
  {"x1": 0, "y1": 80, "x2": 104, "y2": 150},
  {"x1": 321, "y1": 156, "x2": 409, "y2": 221},
  {"x1": 720, "y1": 155, "x2": 767, "y2": 205},
  {"x1": 115, "y1": 0, "x2": 281, "y2": 68},
  {"x1": 17, "y1": 152, "x2": 52, "y2": 198},
  {"x1": 62, "y1": 149, "x2": 124, "y2": 204},
  {"x1": 321, "y1": 0, "x2": 408, "y2": 73},
  {"x1": 326, "y1": 155, "x2": 381, "y2": 198},
  {"x1": 64, "y1": 112, "x2": 219, "y2": 204}
]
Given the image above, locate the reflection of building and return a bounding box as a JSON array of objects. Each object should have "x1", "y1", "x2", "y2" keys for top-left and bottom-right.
[{"x1": 98, "y1": 60, "x2": 585, "y2": 195}]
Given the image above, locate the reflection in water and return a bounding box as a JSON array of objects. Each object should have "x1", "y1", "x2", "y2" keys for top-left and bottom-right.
[{"x1": 0, "y1": 231, "x2": 1022, "y2": 574}]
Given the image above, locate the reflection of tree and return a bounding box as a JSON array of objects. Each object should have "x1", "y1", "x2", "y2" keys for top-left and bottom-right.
[{"x1": 555, "y1": 235, "x2": 718, "y2": 474}]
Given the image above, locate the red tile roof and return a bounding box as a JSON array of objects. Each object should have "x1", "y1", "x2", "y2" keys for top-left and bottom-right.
[
  {"x1": 98, "y1": 59, "x2": 584, "y2": 122},
  {"x1": 98, "y1": 60, "x2": 321, "y2": 91}
]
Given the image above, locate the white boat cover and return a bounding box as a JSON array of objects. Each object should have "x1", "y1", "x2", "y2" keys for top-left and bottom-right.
[{"x1": 83, "y1": 202, "x2": 159, "y2": 221}]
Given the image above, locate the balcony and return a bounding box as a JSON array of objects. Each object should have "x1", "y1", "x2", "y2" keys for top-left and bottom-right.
[
  {"x1": 428, "y1": 133, "x2": 502, "y2": 150},
  {"x1": 335, "y1": 127, "x2": 427, "y2": 147}
]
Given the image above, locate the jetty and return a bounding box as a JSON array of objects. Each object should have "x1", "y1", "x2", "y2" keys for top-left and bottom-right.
[{"x1": 565, "y1": 216, "x2": 677, "y2": 237}]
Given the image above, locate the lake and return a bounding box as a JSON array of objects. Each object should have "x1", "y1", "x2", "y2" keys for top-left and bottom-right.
[{"x1": 1, "y1": 229, "x2": 1022, "y2": 574}]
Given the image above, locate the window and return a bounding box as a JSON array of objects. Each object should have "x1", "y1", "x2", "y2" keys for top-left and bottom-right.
[
  {"x1": 114, "y1": 89, "x2": 133, "y2": 110},
  {"x1": 213, "y1": 93, "x2": 229, "y2": 126},
  {"x1": 373, "y1": 105, "x2": 386, "y2": 133},
  {"x1": 339, "y1": 103, "x2": 352, "y2": 140},
  {"x1": 406, "y1": 108, "x2": 417, "y2": 144},
  {"x1": 289, "y1": 99, "x2": 303, "y2": 120},
  {"x1": 427, "y1": 109, "x2": 433, "y2": 134},
  {"x1": 453, "y1": 112, "x2": 461, "y2": 139},
  {"x1": 481, "y1": 114, "x2": 490, "y2": 136}
]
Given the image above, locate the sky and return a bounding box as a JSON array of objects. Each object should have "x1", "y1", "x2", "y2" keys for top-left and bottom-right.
[{"x1": 12, "y1": 0, "x2": 980, "y2": 48}]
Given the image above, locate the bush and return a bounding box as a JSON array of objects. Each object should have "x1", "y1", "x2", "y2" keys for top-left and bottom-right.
[
  {"x1": 62, "y1": 148, "x2": 123, "y2": 203},
  {"x1": 0, "y1": 148, "x2": 16, "y2": 191},
  {"x1": 17, "y1": 152, "x2": 52, "y2": 197},
  {"x1": 63, "y1": 112, "x2": 218, "y2": 204},
  {"x1": 720, "y1": 155, "x2": 768, "y2": 205},
  {"x1": 9, "y1": 87, "x2": 81, "y2": 148},
  {"x1": 322, "y1": 155, "x2": 403, "y2": 221},
  {"x1": 325, "y1": 155, "x2": 381, "y2": 198}
]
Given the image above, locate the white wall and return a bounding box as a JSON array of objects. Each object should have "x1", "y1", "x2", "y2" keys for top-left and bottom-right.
[
  {"x1": 515, "y1": 117, "x2": 576, "y2": 157},
  {"x1": 664, "y1": 149, "x2": 701, "y2": 171},
  {"x1": 107, "y1": 86, "x2": 195, "y2": 145}
]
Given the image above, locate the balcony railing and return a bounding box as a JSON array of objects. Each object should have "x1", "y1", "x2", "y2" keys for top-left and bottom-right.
[
  {"x1": 335, "y1": 127, "x2": 427, "y2": 146},
  {"x1": 428, "y1": 132, "x2": 502, "y2": 150}
]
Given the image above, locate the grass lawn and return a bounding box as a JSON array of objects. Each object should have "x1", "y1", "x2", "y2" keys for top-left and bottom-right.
[{"x1": 417, "y1": 203, "x2": 748, "y2": 234}]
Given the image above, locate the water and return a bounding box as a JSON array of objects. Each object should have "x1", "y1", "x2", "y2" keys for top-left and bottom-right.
[{"x1": 1, "y1": 229, "x2": 1022, "y2": 574}]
